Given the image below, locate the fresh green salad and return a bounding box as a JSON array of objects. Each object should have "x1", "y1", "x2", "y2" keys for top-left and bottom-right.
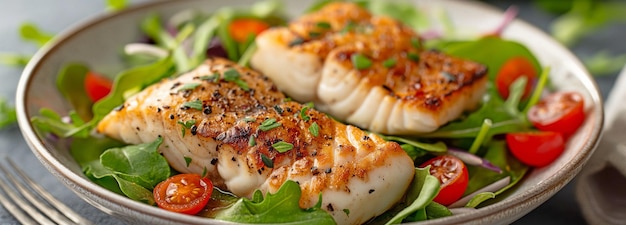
[{"x1": 32, "y1": 0, "x2": 587, "y2": 224}]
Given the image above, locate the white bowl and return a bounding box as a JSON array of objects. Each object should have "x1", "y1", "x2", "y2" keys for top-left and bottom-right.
[{"x1": 16, "y1": 0, "x2": 604, "y2": 224}]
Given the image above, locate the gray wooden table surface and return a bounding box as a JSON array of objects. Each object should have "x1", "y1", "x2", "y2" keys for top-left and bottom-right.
[{"x1": 0, "y1": 0, "x2": 623, "y2": 224}]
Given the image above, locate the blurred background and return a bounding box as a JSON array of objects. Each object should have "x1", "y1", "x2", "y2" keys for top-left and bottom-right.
[{"x1": 1, "y1": 0, "x2": 625, "y2": 224}]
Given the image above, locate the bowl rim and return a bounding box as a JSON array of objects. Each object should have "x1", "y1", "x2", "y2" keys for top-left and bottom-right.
[{"x1": 15, "y1": 0, "x2": 605, "y2": 224}]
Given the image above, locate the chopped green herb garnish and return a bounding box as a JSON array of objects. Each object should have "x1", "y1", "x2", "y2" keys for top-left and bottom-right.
[
  {"x1": 308, "y1": 31, "x2": 321, "y2": 38},
  {"x1": 182, "y1": 99, "x2": 203, "y2": 110},
  {"x1": 273, "y1": 105, "x2": 284, "y2": 115},
  {"x1": 441, "y1": 71, "x2": 457, "y2": 82},
  {"x1": 261, "y1": 153, "x2": 274, "y2": 168},
  {"x1": 177, "y1": 119, "x2": 196, "y2": 137},
  {"x1": 259, "y1": 118, "x2": 281, "y2": 131},
  {"x1": 299, "y1": 102, "x2": 314, "y2": 122},
  {"x1": 343, "y1": 209, "x2": 350, "y2": 216},
  {"x1": 407, "y1": 52, "x2": 420, "y2": 62},
  {"x1": 201, "y1": 166, "x2": 208, "y2": 178},
  {"x1": 411, "y1": 38, "x2": 421, "y2": 49},
  {"x1": 288, "y1": 38, "x2": 305, "y2": 47},
  {"x1": 178, "y1": 83, "x2": 200, "y2": 92},
  {"x1": 272, "y1": 141, "x2": 294, "y2": 153},
  {"x1": 316, "y1": 21, "x2": 332, "y2": 29},
  {"x1": 199, "y1": 73, "x2": 219, "y2": 82},
  {"x1": 340, "y1": 21, "x2": 357, "y2": 33},
  {"x1": 223, "y1": 68, "x2": 250, "y2": 91},
  {"x1": 351, "y1": 53, "x2": 372, "y2": 70},
  {"x1": 178, "y1": 120, "x2": 196, "y2": 129},
  {"x1": 249, "y1": 135, "x2": 256, "y2": 147},
  {"x1": 309, "y1": 122, "x2": 320, "y2": 137},
  {"x1": 243, "y1": 117, "x2": 256, "y2": 122},
  {"x1": 283, "y1": 97, "x2": 292, "y2": 102},
  {"x1": 383, "y1": 58, "x2": 397, "y2": 68},
  {"x1": 184, "y1": 156, "x2": 192, "y2": 167}
]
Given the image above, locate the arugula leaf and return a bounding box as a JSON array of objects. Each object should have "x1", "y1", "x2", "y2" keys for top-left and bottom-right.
[
  {"x1": 385, "y1": 167, "x2": 441, "y2": 224},
  {"x1": 215, "y1": 180, "x2": 336, "y2": 225},
  {"x1": 19, "y1": 22, "x2": 54, "y2": 47},
  {"x1": 31, "y1": 109, "x2": 93, "y2": 138},
  {"x1": 0, "y1": 98, "x2": 17, "y2": 129},
  {"x1": 92, "y1": 56, "x2": 173, "y2": 120},
  {"x1": 83, "y1": 137, "x2": 170, "y2": 205},
  {"x1": 55, "y1": 63, "x2": 93, "y2": 121}
]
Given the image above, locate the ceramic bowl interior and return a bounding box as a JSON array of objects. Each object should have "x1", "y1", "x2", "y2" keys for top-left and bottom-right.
[{"x1": 16, "y1": 0, "x2": 604, "y2": 224}]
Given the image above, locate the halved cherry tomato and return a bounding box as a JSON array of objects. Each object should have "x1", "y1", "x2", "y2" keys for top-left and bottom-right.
[
  {"x1": 495, "y1": 56, "x2": 537, "y2": 99},
  {"x1": 419, "y1": 155, "x2": 469, "y2": 206},
  {"x1": 228, "y1": 18, "x2": 270, "y2": 43},
  {"x1": 506, "y1": 131, "x2": 565, "y2": 167},
  {"x1": 84, "y1": 71, "x2": 112, "y2": 102},
  {"x1": 154, "y1": 174, "x2": 213, "y2": 215},
  {"x1": 528, "y1": 91, "x2": 585, "y2": 137}
]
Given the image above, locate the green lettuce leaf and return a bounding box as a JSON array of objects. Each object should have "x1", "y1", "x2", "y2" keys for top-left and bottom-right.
[{"x1": 215, "y1": 180, "x2": 336, "y2": 225}]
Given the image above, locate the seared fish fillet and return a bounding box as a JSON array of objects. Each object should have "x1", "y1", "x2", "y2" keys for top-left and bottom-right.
[
  {"x1": 96, "y1": 58, "x2": 415, "y2": 225},
  {"x1": 251, "y1": 2, "x2": 488, "y2": 134}
]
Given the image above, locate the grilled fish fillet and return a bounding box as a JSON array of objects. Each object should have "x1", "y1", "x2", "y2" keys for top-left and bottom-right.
[
  {"x1": 251, "y1": 2, "x2": 488, "y2": 134},
  {"x1": 96, "y1": 58, "x2": 415, "y2": 225}
]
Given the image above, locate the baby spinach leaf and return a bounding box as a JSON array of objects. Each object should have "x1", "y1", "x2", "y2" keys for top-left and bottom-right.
[
  {"x1": 99, "y1": 137, "x2": 170, "y2": 189},
  {"x1": 92, "y1": 56, "x2": 173, "y2": 121},
  {"x1": 83, "y1": 137, "x2": 170, "y2": 205},
  {"x1": 70, "y1": 136, "x2": 126, "y2": 167},
  {"x1": 84, "y1": 160, "x2": 155, "y2": 204},
  {"x1": 425, "y1": 202, "x2": 452, "y2": 219},
  {"x1": 437, "y1": 37, "x2": 542, "y2": 81},
  {"x1": 215, "y1": 180, "x2": 336, "y2": 225},
  {"x1": 385, "y1": 167, "x2": 440, "y2": 224},
  {"x1": 55, "y1": 63, "x2": 93, "y2": 121}
]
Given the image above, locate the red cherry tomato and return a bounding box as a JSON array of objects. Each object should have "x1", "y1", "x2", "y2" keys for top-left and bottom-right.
[
  {"x1": 528, "y1": 92, "x2": 585, "y2": 137},
  {"x1": 495, "y1": 56, "x2": 537, "y2": 99},
  {"x1": 506, "y1": 131, "x2": 565, "y2": 167},
  {"x1": 419, "y1": 155, "x2": 469, "y2": 206},
  {"x1": 84, "y1": 71, "x2": 112, "y2": 102},
  {"x1": 228, "y1": 18, "x2": 270, "y2": 43},
  {"x1": 154, "y1": 174, "x2": 213, "y2": 215}
]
